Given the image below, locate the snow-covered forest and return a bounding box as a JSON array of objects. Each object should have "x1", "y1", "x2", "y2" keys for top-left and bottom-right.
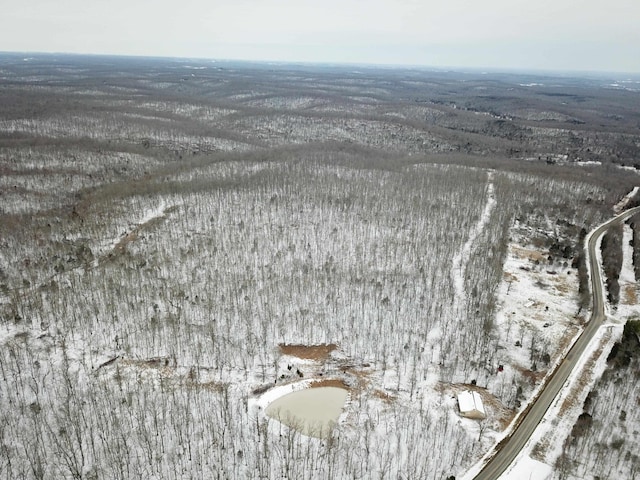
[{"x1": 1, "y1": 54, "x2": 639, "y2": 479}]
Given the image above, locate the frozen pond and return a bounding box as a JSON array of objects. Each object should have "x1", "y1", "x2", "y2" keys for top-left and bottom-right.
[{"x1": 265, "y1": 386, "x2": 348, "y2": 438}]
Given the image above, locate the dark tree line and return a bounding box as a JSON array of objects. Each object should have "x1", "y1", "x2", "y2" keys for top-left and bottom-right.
[
  {"x1": 560, "y1": 321, "x2": 640, "y2": 479},
  {"x1": 573, "y1": 227, "x2": 591, "y2": 310},
  {"x1": 600, "y1": 223, "x2": 623, "y2": 305},
  {"x1": 629, "y1": 214, "x2": 640, "y2": 281}
]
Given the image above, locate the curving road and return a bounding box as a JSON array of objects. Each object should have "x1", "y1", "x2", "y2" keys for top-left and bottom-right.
[{"x1": 473, "y1": 205, "x2": 640, "y2": 480}]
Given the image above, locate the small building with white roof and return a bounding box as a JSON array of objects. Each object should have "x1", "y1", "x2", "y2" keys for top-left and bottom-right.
[{"x1": 457, "y1": 390, "x2": 486, "y2": 419}]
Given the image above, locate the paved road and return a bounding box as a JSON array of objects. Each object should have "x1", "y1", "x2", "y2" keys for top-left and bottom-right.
[{"x1": 473, "y1": 206, "x2": 640, "y2": 480}]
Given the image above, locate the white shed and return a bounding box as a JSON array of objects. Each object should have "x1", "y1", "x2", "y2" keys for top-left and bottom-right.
[{"x1": 457, "y1": 390, "x2": 486, "y2": 419}]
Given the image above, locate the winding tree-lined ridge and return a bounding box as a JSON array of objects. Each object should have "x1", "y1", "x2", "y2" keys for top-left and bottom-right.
[{"x1": 471, "y1": 203, "x2": 640, "y2": 480}]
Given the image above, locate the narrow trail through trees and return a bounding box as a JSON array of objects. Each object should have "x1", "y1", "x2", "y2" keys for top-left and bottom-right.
[
  {"x1": 427, "y1": 170, "x2": 497, "y2": 364},
  {"x1": 451, "y1": 171, "x2": 497, "y2": 314}
]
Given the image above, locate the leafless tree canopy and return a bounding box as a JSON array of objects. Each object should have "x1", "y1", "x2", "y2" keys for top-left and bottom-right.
[{"x1": 0, "y1": 53, "x2": 638, "y2": 479}]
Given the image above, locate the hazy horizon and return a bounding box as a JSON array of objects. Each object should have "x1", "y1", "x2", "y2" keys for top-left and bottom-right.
[{"x1": 2, "y1": 0, "x2": 639, "y2": 74}]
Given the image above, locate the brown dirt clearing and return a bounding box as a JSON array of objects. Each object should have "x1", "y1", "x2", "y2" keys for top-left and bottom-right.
[
  {"x1": 504, "y1": 271, "x2": 518, "y2": 282},
  {"x1": 279, "y1": 343, "x2": 337, "y2": 361},
  {"x1": 624, "y1": 284, "x2": 638, "y2": 304},
  {"x1": 511, "y1": 245, "x2": 546, "y2": 262},
  {"x1": 309, "y1": 378, "x2": 349, "y2": 389},
  {"x1": 372, "y1": 389, "x2": 396, "y2": 404}
]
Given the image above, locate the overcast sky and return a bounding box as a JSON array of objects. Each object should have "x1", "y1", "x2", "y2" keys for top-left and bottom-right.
[{"x1": 2, "y1": 0, "x2": 639, "y2": 73}]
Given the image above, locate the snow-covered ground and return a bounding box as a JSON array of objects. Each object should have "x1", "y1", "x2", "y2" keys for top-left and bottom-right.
[
  {"x1": 452, "y1": 171, "x2": 497, "y2": 317},
  {"x1": 614, "y1": 186, "x2": 640, "y2": 213},
  {"x1": 478, "y1": 213, "x2": 639, "y2": 479},
  {"x1": 0, "y1": 156, "x2": 627, "y2": 480},
  {"x1": 2, "y1": 58, "x2": 639, "y2": 480}
]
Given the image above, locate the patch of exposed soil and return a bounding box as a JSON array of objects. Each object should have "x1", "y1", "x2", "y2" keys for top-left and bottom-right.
[
  {"x1": 504, "y1": 272, "x2": 518, "y2": 282},
  {"x1": 309, "y1": 378, "x2": 349, "y2": 389},
  {"x1": 120, "y1": 356, "x2": 175, "y2": 370},
  {"x1": 552, "y1": 275, "x2": 571, "y2": 294},
  {"x1": 482, "y1": 394, "x2": 517, "y2": 430},
  {"x1": 503, "y1": 272, "x2": 518, "y2": 283},
  {"x1": 109, "y1": 356, "x2": 226, "y2": 391},
  {"x1": 514, "y1": 365, "x2": 546, "y2": 386},
  {"x1": 512, "y1": 245, "x2": 547, "y2": 262},
  {"x1": 557, "y1": 324, "x2": 581, "y2": 352},
  {"x1": 110, "y1": 208, "x2": 169, "y2": 256},
  {"x1": 188, "y1": 380, "x2": 226, "y2": 392},
  {"x1": 279, "y1": 343, "x2": 337, "y2": 361},
  {"x1": 341, "y1": 364, "x2": 372, "y2": 393},
  {"x1": 372, "y1": 389, "x2": 396, "y2": 404},
  {"x1": 624, "y1": 284, "x2": 638, "y2": 304},
  {"x1": 530, "y1": 437, "x2": 550, "y2": 461}
]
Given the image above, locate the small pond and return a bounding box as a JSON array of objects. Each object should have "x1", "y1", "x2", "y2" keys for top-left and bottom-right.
[{"x1": 265, "y1": 386, "x2": 348, "y2": 438}]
